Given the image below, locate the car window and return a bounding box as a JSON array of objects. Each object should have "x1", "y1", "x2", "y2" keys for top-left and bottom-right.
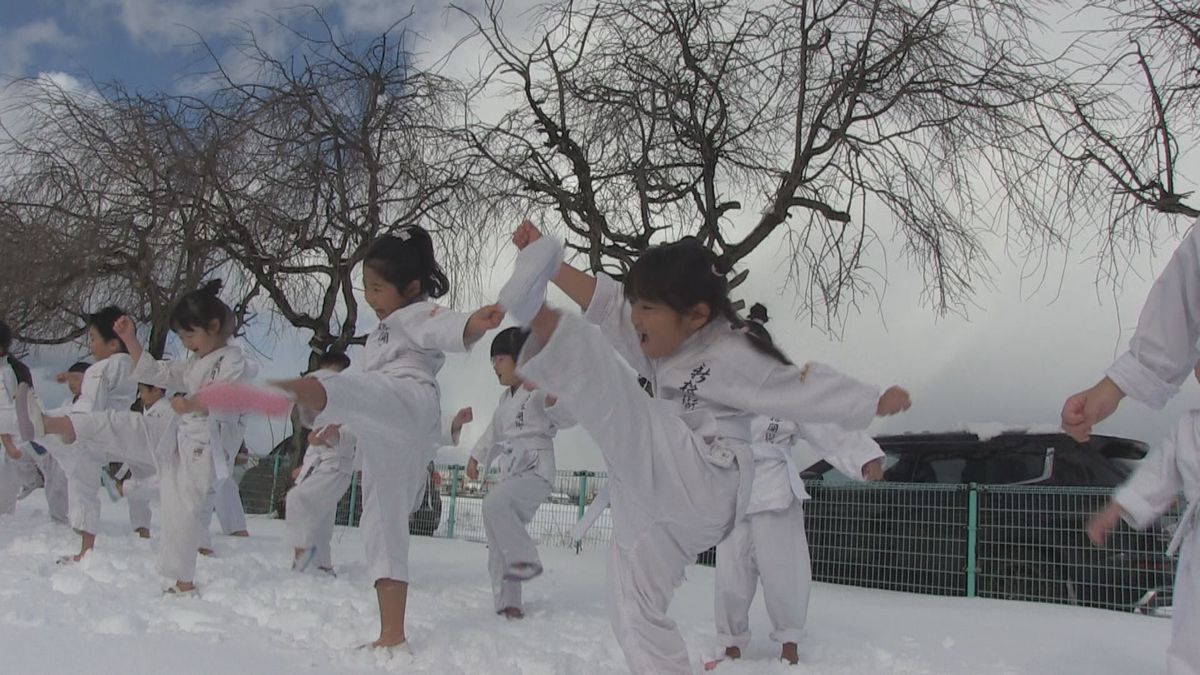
[
  {"x1": 1049, "y1": 447, "x2": 1129, "y2": 487},
  {"x1": 988, "y1": 450, "x2": 1051, "y2": 484},
  {"x1": 927, "y1": 457, "x2": 967, "y2": 483},
  {"x1": 882, "y1": 453, "x2": 916, "y2": 482}
]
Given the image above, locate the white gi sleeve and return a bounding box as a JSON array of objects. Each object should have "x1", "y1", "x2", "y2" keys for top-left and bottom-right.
[
  {"x1": 1106, "y1": 216, "x2": 1200, "y2": 409},
  {"x1": 799, "y1": 423, "x2": 885, "y2": 480},
  {"x1": 581, "y1": 273, "x2": 653, "y2": 378},
  {"x1": 1115, "y1": 414, "x2": 1189, "y2": 529}
]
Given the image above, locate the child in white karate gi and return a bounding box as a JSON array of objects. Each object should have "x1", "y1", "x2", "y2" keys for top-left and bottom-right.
[
  {"x1": 496, "y1": 220, "x2": 912, "y2": 675},
  {"x1": 16, "y1": 280, "x2": 255, "y2": 594},
  {"x1": 1065, "y1": 216, "x2": 1200, "y2": 675},
  {"x1": 468, "y1": 326, "x2": 576, "y2": 619},
  {"x1": 192, "y1": 226, "x2": 503, "y2": 650}
]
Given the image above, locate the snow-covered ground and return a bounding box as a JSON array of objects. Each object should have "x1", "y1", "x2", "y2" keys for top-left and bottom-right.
[{"x1": 0, "y1": 496, "x2": 1171, "y2": 674}]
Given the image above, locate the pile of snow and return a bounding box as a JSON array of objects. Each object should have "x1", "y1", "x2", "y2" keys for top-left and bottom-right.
[
  {"x1": 0, "y1": 497, "x2": 1171, "y2": 674},
  {"x1": 875, "y1": 423, "x2": 1073, "y2": 442}
]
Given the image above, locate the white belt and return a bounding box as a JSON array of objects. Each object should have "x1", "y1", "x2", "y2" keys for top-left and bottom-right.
[
  {"x1": 1169, "y1": 498, "x2": 1199, "y2": 557},
  {"x1": 752, "y1": 442, "x2": 809, "y2": 504}
]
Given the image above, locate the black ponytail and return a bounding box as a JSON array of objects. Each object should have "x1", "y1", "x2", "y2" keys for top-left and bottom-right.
[
  {"x1": 740, "y1": 302, "x2": 792, "y2": 364},
  {"x1": 0, "y1": 321, "x2": 33, "y2": 386},
  {"x1": 624, "y1": 239, "x2": 791, "y2": 365},
  {"x1": 170, "y1": 279, "x2": 235, "y2": 335},
  {"x1": 363, "y1": 224, "x2": 450, "y2": 300},
  {"x1": 7, "y1": 356, "x2": 32, "y2": 386}
]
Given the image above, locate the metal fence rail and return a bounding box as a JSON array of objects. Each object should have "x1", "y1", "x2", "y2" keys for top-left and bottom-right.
[
  {"x1": 237, "y1": 461, "x2": 1179, "y2": 615},
  {"x1": 974, "y1": 485, "x2": 1175, "y2": 613},
  {"x1": 805, "y1": 482, "x2": 970, "y2": 597}
]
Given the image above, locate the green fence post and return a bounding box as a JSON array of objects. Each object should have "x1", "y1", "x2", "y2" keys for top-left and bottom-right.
[
  {"x1": 269, "y1": 455, "x2": 281, "y2": 517},
  {"x1": 447, "y1": 465, "x2": 461, "y2": 540},
  {"x1": 966, "y1": 484, "x2": 979, "y2": 598},
  {"x1": 576, "y1": 471, "x2": 590, "y2": 522},
  {"x1": 574, "y1": 471, "x2": 591, "y2": 554},
  {"x1": 347, "y1": 473, "x2": 359, "y2": 527}
]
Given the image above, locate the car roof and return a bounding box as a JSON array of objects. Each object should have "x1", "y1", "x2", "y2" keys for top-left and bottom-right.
[{"x1": 873, "y1": 430, "x2": 1148, "y2": 459}]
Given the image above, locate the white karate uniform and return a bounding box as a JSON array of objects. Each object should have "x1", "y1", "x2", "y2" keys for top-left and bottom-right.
[
  {"x1": 286, "y1": 426, "x2": 356, "y2": 570},
  {"x1": 124, "y1": 460, "x2": 155, "y2": 532},
  {"x1": 515, "y1": 273, "x2": 882, "y2": 675},
  {"x1": 0, "y1": 367, "x2": 32, "y2": 515},
  {"x1": 42, "y1": 354, "x2": 137, "y2": 536},
  {"x1": 715, "y1": 419, "x2": 883, "y2": 651},
  {"x1": 206, "y1": 468, "x2": 248, "y2": 535},
  {"x1": 308, "y1": 300, "x2": 472, "y2": 584},
  {"x1": 118, "y1": 397, "x2": 173, "y2": 533},
  {"x1": 0, "y1": 443, "x2": 68, "y2": 522},
  {"x1": 1093, "y1": 215, "x2": 1200, "y2": 675},
  {"x1": 32, "y1": 445, "x2": 69, "y2": 524},
  {"x1": 65, "y1": 345, "x2": 252, "y2": 583},
  {"x1": 0, "y1": 443, "x2": 43, "y2": 516},
  {"x1": 0, "y1": 458, "x2": 24, "y2": 515},
  {"x1": 472, "y1": 387, "x2": 575, "y2": 612},
  {"x1": 0, "y1": 368, "x2": 69, "y2": 523},
  {"x1": 1106, "y1": 216, "x2": 1200, "y2": 410},
  {"x1": 1114, "y1": 412, "x2": 1200, "y2": 675},
  {"x1": 0, "y1": 364, "x2": 20, "y2": 436}
]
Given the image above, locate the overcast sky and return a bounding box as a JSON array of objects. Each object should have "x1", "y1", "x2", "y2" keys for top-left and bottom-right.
[{"x1": 3, "y1": 0, "x2": 1199, "y2": 471}]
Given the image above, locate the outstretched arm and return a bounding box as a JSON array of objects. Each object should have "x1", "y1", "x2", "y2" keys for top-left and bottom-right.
[{"x1": 513, "y1": 220, "x2": 597, "y2": 311}]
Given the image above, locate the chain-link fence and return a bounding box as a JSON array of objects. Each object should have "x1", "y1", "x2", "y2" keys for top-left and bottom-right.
[
  {"x1": 803, "y1": 482, "x2": 970, "y2": 597},
  {"x1": 237, "y1": 462, "x2": 1179, "y2": 616},
  {"x1": 974, "y1": 485, "x2": 1176, "y2": 613}
]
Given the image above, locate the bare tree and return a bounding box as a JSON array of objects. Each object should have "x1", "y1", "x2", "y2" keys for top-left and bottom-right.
[
  {"x1": 1033, "y1": 0, "x2": 1198, "y2": 269},
  {"x1": 0, "y1": 202, "x2": 91, "y2": 347},
  {"x1": 189, "y1": 9, "x2": 487, "y2": 371},
  {"x1": 0, "y1": 76, "x2": 245, "y2": 356},
  {"x1": 456, "y1": 0, "x2": 1132, "y2": 324}
]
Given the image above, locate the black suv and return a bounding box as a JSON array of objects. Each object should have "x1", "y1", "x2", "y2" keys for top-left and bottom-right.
[{"x1": 800, "y1": 430, "x2": 1175, "y2": 614}]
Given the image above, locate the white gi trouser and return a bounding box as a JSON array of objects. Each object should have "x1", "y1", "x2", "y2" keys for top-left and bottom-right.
[
  {"x1": 484, "y1": 472, "x2": 551, "y2": 611},
  {"x1": 286, "y1": 456, "x2": 352, "y2": 570},
  {"x1": 34, "y1": 448, "x2": 69, "y2": 523},
  {"x1": 0, "y1": 452, "x2": 34, "y2": 514},
  {"x1": 43, "y1": 436, "x2": 104, "y2": 535},
  {"x1": 1167, "y1": 538, "x2": 1200, "y2": 675},
  {"x1": 67, "y1": 409, "x2": 215, "y2": 582},
  {"x1": 519, "y1": 313, "x2": 744, "y2": 675},
  {"x1": 207, "y1": 473, "x2": 247, "y2": 534},
  {"x1": 0, "y1": 443, "x2": 68, "y2": 523},
  {"x1": 715, "y1": 500, "x2": 811, "y2": 648},
  {"x1": 714, "y1": 422, "x2": 883, "y2": 651},
  {"x1": 313, "y1": 370, "x2": 440, "y2": 583},
  {"x1": 122, "y1": 462, "x2": 158, "y2": 532}
]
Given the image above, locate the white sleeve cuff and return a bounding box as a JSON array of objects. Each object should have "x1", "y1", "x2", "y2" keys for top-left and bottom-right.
[
  {"x1": 1106, "y1": 351, "x2": 1179, "y2": 410},
  {"x1": 1113, "y1": 487, "x2": 1162, "y2": 531}
]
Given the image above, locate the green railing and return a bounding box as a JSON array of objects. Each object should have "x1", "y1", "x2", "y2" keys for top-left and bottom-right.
[{"x1": 237, "y1": 462, "x2": 1179, "y2": 615}]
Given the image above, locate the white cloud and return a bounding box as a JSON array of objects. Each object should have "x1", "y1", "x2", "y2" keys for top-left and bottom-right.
[{"x1": 0, "y1": 19, "x2": 71, "y2": 79}]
